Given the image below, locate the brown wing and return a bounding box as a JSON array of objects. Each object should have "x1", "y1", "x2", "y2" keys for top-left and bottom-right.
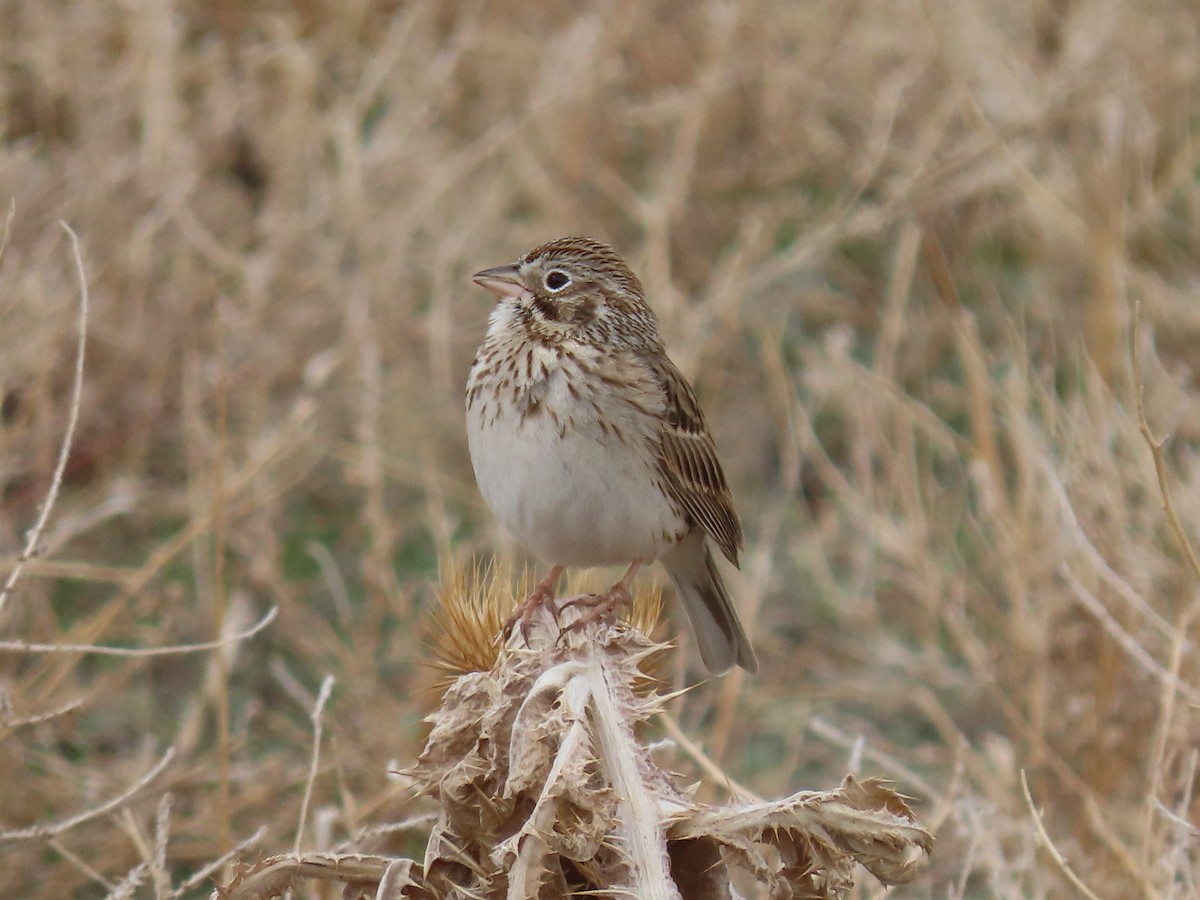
[{"x1": 649, "y1": 356, "x2": 744, "y2": 567}]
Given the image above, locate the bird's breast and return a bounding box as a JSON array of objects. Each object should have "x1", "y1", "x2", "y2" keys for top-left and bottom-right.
[{"x1": 465, "y1": 340, "x2": 685, "y2": 566}]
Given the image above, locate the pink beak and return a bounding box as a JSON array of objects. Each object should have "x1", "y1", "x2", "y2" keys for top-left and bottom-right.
[{"x1": 472, "y1": 264, "x2": 527, "y2": 298}]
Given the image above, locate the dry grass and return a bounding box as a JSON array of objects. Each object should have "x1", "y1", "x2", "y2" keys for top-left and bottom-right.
[{"x1": 2, "y1": 0, "x2": 1199, "y2": 896}]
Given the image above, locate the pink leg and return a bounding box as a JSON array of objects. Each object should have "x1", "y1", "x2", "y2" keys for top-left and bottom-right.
[
  {"x1": 561, "y1": 560, "x2": 643, "y2": 631},
  {"x1": 606, "y1": 560, "x2": 642, "y2": 609},
  {"x1": 503, "y1": 564, "x2": 565, "y2": 640}
]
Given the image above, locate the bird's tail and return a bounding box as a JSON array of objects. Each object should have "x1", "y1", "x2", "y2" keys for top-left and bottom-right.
[{"x1": 661, "y1": 530, "x2": 758, "y2": 674}]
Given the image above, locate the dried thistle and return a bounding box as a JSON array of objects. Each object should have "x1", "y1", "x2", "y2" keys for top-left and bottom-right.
[
  {"x1": 411, "y1": 602, "x2": 929, "y2": 897},
  {"x1": 220, "y1": 594, "x2": 931, "y2": 898},
  {"x1": 424, "y1": 559, "x2": 666, "y2": 681}
]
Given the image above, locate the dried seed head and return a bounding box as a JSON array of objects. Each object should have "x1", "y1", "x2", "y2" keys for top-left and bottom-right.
[{"x1": 424, "y1": 559, "x2": 669, "y2": 685}]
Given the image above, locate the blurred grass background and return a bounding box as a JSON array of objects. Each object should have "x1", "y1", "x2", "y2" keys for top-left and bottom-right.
[{"x1": 2, "y1": 0, "x2": 1199, "y2": 896}]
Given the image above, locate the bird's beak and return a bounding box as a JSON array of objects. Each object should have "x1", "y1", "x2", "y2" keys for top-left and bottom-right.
[{"x1": 472, "y1": 264, "x2": 527, "y2": 298}]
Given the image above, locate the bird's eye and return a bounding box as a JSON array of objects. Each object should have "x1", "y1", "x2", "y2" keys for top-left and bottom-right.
[{"x1": 544, "y1": 270, "x2": 570, "y2": 291}]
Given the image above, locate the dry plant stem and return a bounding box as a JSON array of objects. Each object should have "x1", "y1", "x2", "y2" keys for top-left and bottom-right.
[
  {"x1": 1131, "y1": 303, "x2": 1200, "y2": 582},
  {"x1": 216, "y1": 852, "x2": 397, "y2": 900},
  {"x1": 211, "y1": 304, "x2": 233, "y2": 853},
  {"x1": 49, "y1": 837, "x2": 116, "y2": 892},
  {"x1": 106, "y1": 861, "x2": 148, "y2": 899},
  {"x1": 874, "y1": 220, "x2": 921, "y2": 380},
  {"x1": 1060, "y1": 568, "x2": 1200, "y2": 705},
  {"x1": 1, "y1": 697, "x2": 83, "y2": 727},
  {"x1": 656, "y1": 711, "x2": 760, "y2": 801},
  {"x1": 708, "y1": 660, "x2": 745, "y2": 765},
  {"x1": 1153, "y1": 793, "x2": 1200, "y2": 837},
  {"x1": 0, "y1": 559, "x2": 142, "y2": 585},
  {"x1": 1156, "y1": 745, "x2": 1200, "y2": 845},
  {"x1": 1020, "y1": 770, "x2": 1103, "y2": 900},
  {"x1": 294, "y1": 675, "x2": 335, "y2": 856},
  {"x1": 1142, "y1": 602, "x2": 1199, "y2": 879},
  {"x1": 586, "y1": 652, "x2": 676, "y2": 899},
  {"x1": 305, "y1": 540, "x2": 354, "y2": 630},
  {"x1": 114, "y1": 807, "x2": 156, "y2": 892},
  {"x1": 0, "y1": 198, "x2": 14, "y2": 268},
  {"x1": 1042, "y1": 462, "x2": 1184, "y2": 644},
  {"x1": 1130, "y1": 301, "x2": 1200, "y2": 872},
  {"x1": 0, "y1": 222, "x2": 89, "y2": 620},
  {"x1": 0, "y1": 747, "x2": 175, "y2": 843},
  {"x1": 808, "y1": 715, "x2": 938, "y2": 801},
  {"x1": 0, "y1": 605, "x2": 277, "y2": 655},
  {"x1": 341, "y1": 813, "x2": 441, "y2": 851},
  {"x1": 153, "y1": 793, "x2": 172, "y2": 898},
  {"x1": 174, "y1": 827, "x2": 266, "y2": 898}
]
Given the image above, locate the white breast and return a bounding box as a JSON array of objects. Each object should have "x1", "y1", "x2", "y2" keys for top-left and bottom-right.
[{"x1": 466, "y1": 338, "x2": 686, "y2": 568}]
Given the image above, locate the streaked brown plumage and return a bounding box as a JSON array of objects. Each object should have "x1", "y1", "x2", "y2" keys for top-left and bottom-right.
[{"x1": 465, "y1": 236, "x2": 757, "y2": 674}]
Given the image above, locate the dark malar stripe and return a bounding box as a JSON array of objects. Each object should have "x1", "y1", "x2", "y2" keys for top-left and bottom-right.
[{"x1": 532, "y1": 297, "x2": 558, "y2": 321}]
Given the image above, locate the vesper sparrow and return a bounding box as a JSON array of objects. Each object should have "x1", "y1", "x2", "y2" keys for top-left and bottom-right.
[{"x1": 465, "y1": 237, "x2": 758, "y2": 674}]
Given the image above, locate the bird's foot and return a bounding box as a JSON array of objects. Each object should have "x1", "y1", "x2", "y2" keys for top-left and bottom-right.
[
  {"x1": 557, "y1": 561, "x2": 642, "y2": 641},
  {"x1": 502, "y1": 565, "x2": 565, "y2": 646},
  {"x1": 558, "y1": 581, "x2": 634, "y2": 638}
]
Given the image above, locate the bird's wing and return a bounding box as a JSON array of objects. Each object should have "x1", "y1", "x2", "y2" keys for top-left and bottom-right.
[{"x1": 648, "y1": 356, "x2": 743, "y2": 567}]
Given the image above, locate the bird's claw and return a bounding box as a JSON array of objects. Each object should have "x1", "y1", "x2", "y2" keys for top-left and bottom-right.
[
  {"x1": 502, "y1": 584, "x2": 559, "y2": 646},
  {"x1": 555, "y1": 584, "x2": 633, "y2": 644}
]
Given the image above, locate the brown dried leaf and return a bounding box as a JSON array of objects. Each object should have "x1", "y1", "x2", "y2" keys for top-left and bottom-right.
[
  {"x1": 669, "y1": 775, "x2": 932, "y2": 894},
  {"x1": 215, "y1": 852, "x2": 411, "y2": 900}
]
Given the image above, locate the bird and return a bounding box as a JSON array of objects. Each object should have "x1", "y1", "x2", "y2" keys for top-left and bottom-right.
[{"x1": 465, "y1": 236, "x2": 757, "y2": 674}]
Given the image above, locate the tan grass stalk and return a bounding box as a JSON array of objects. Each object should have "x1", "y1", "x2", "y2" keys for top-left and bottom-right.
[
  {"x1": 1020, "y1": 770, "x2": 1102, "y2": 900},
  {"x1": 1131, "y1": 302, "x2": 1200, "y2": 882},
  {"x1": 294, "y1": 674, "x2": 336, "y2": 856},
  {"x1": 0, "y1": 747, "x2": 175, "y2": 844},
  {"x1": 0, "y1": 222, "x2": 88, "y2": 619},
  {"x1": 0, "y1": 605, "x2": 277, "y2": 656}
]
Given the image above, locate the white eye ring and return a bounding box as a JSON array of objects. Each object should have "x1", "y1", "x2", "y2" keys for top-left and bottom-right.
[{"x1": 544, "y1": 270, "x2": 571, "y2": 292}]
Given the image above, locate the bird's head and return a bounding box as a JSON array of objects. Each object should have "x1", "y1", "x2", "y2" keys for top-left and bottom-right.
[{"x1": 473, "y1": 237, "x2": 652, "y2": 341}]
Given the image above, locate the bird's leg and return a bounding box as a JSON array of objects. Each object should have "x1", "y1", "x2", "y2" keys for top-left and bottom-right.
[
  {"x1": 503, "y1": 564, "x2": 565, "y2": 643},
  {"x1": 604, "y1": 559, "x2": 642, "y2": 612},
  {"x1": 560, "y1": 560, "x2": 643, "y2": 633}
]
